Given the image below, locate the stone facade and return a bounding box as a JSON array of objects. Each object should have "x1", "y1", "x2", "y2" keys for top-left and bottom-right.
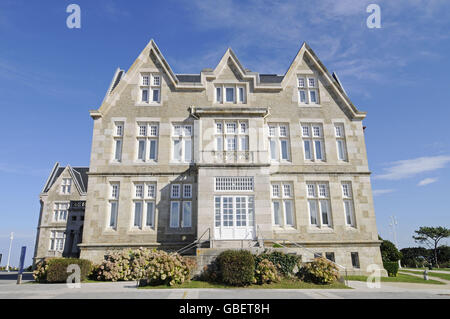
[
  {"x1": 33, "y1": 163, "x2": 88, "y2": 265},
  {"x1": 74, "y1": 40, "x2": 383, "y2": 275}
]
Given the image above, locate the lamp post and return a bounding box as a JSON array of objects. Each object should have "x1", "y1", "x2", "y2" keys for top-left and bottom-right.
[
  {"x1": 389, "y1": 216, "x2": 401, "y2": 269},
  {"x1": 6, "y1": 232, "x2": 13, "y2": 272}
]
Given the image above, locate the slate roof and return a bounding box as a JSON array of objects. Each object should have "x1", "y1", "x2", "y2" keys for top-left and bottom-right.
[
  {"x1": 176, "y1": 74, "x2": 201, "y2": 83},
  {"x1": 43, "y1": 163, "x2": 89, "y2": 194},
  {"x1": 259, "y1": 74, "x2": 284, "y2": 83}
]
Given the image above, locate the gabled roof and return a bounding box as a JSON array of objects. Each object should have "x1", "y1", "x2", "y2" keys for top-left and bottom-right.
[
  {"x1": 93, "y1": 39, "x2": 365, "y2": 120},
  {"x1": 42, "y1": 162, "x2": 89, "y2": 195}
]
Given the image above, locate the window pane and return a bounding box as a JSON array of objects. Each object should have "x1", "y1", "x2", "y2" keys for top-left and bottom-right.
[
  {"x1": 310, "y1": 90, "x2": 317, "y2": 103},
  {"x1": 170, "y1": 202, "x2": 179, "y2": 228},
  {"x1": 138, "y1": 140, "x2": 145, "y2": 160},
  {"x1": 226, "y1": 137, "x2": 236, "y2": 151},
  {"x1": 182, "y1": 202, "x2": 192, "y2": 227},
  {"x1": 240, "y1": 136, "x2": 248, "y2": 151},
  {"x1": 149, "y1": 140, "x2": 157, "y2": 160},
  {"x1": 184, "y1": 139, "x2": 192, "y2": 162},
  {"x1": 115, "y1": 140, "x2": 122, "y2": 161},
  {"x1": 337, "y1": 140, "x2": 346, "y2": 160},
  {"x1": 309, "y1": 200, "x2": 318, "y2": 225},
  {"x1": 270, "y1": 139, "x2": 277, "y2": 160},
  {"x1": 222, "y1": 197, "x2": 233, "y2": 227},
  {"x1": 273, "y1": 201, "x2": 281, "y2": 225},
  {"x1": 142, "y1": 89, "x2": 148, "y2": 102},
  {"x1": 299, "y1": 90, "x2": 306, "y2": 103},
  {"x1": 315, "y1": 140, "x2": 323, "y2": 160},
  {"x1": 145, "y1": 202, "x2": 155, "y2": 227},
  {"x1": 216, "y1": 137, "x2": 223, "y2": 151},
  {"x1": 152, "y1": 89, "x2": 159, "y2": 102},
  {"x1": 239, "y1": 87, "x2": 244, "y2": 102},
  {"x1": 304, "y1": 140, "x2": 311, "y2": 160},
  {"x1": 281, "y1": 140, "x2": 289, "y2": 160},
  {"x1": 215, "y1": 197, "x2": 221, "y2": 227},
  {"x1": 284, "y1": 200, "x2": 294, "y2": 226},
  {"x1": 320, "y1": 200, "x2": 329, "y2": 225},
  {"x1": 226, "y1": 88, "x2": 234, "y2": 102},
  {"x1": 344, "y1": 200, "x2": 353, "y2": 225},
  {"x1": 134, "y1": 202, "x2": 142, "y2": 227},
  {"x1": 173, "y1": 140, "x2": 181, "y2": 160},
  {"x1": 110, "y1": 202, "x2": 117, "y2": 227},
  {"x1": 216, "y1": 87, "x2": 221, "y2": 102}
]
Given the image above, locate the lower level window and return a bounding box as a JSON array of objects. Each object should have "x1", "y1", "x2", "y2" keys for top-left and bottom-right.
[
  {"x1": 214, "y1": 196, "x2": 254, "y2": 228},
  {"x1": 133, "y1": 201, "x2": 155, "y2": 228},
  {"x1": 170, "y1": 201, "x2": 192, "y2": 228},
  {"x1": 49, "y1": 231, "x2": 65, "y2": 251},
  {"x1": 351, "y1": 252, "x2": 360, "y2": 268},
  {"x1": 326, "y1": 252, "x2": 335, "y2": 262}
]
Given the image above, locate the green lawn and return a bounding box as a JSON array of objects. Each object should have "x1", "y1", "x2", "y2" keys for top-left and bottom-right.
[
  {"x1": 400, "y1": 270, "x2": 450, "y2": 281},
  {"x1": 139, "y1": 278, "x2": 349, "y2": 289},
  {"x1": 346, "y1": 273, "x2": 444, "y2": 285}
]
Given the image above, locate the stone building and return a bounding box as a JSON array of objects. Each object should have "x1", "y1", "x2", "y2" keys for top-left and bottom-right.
[
  {"x1": 35, "y1": 40, "x2": 384, "y2": 274},
  {"x1": 33, "y1": 163, "x2": 88, "y2": 264}
]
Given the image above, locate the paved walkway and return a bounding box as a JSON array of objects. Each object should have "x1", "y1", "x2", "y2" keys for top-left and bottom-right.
[
  {"x1": 0, "y1": 272, "x2": 448, "y2": 299},
  {"x1": 403, "y1": 268, "x2": 450, "y2": 274}
]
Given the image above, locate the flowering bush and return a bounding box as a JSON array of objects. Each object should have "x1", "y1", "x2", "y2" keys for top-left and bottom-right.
[
  {"x1": 298, "y1": 257, "x2": 339, "y2": 284},
  {"x1": 93, "y1": 248, "x2": 194, "y2": 286},
  {"x1": 254, "y1": 259, "x2": 280, "y2": 285},
  {"x1": 145, "y1": 250, "x2": 193, "y2": 286},
  {"x1": 255, "y1": 251, "x2": 301, "y2": 277},
  {"x1": 33, "y1": 260, "x2": 49, "y2": 283}
]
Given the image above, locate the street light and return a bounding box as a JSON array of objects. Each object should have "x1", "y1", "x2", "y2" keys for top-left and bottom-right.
[{"x1": 6, "y1": 232, "x2": 14, "y2": 272}]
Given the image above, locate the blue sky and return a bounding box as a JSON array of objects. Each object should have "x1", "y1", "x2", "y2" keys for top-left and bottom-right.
[{"x1": 0, "y1": 0, "x2": 449, "y2": 267}]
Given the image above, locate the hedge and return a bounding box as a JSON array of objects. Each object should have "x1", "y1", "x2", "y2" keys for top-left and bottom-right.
[
  {"x1": 383, "y1": 261, "x2": 399, "y2": 277},
  {"x1": 216, "y1": 250, "x2": 255, "y2": 286},
  {"x1": 34, "y1": 258, "x2": 93, "y2": 283},
  {"x1": 255, "y1": 251, "x2": 301, "y2": 276}
]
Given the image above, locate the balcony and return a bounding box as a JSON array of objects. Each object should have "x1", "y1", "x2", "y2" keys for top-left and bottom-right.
[{"x1": 199, "y1": 151, "x2": 269, "y2": 165}]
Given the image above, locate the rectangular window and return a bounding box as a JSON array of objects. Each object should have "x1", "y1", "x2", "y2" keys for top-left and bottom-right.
[
  {"x1": 351, "y1": 252, "x2": 360, "y2": 268},
  {"x1": 307, "y1": 182, "x2": 332, "y2": 228},
  {"x1": 136, "y1": 122, "x2": 159, "y2": 162},
  {"x1": 239, "y1": 87, "x2": 244, "y2": 102},
  {"x1": 61, "y1": 178, "x2": 72, "y2": 194},
  {"x1": 170, "y1": 201, "x2": 180, "y2": 228},
  {"x1": 146, "y1": 202, "x2": 155, "y2": 227},
  {"x1": 302, "y1": 123, "x2": 325, "y2": 161},
  {"x1": 134, "y1": 202, "x2": 143, "y2": 227},
  {"x1": 335, "y1": 124, "x2": 348, "y2": 161},
  {"x1": 216, "y1": 87, "x2": 222, "y2": 103},
  {"x1": 215, "y1": 177, "x2": 254, "y2": 191},
  {"x1": 138, "y1": 139, "x2": 146, "y2": 160},
  {"x1": 225, "y1": 87, "x2": 234, "y2": 102},
  {"x1": 271, "y1": 182, "x2": 294, "y2": 227},
  {"x1": 49, "y1": 231, "x2": 65, "y2": 252},
  {"x1": 114, "y1": 139, "x2": 122, "y2": 161},
  {"x1": 342, "y1": 182, "x2": 356, "y2": 227},
  {"x1": 53, "y1": 203, "x2": 69, "y2": 222},
  {"x1": 140, "y1": 73, "x2": 161, "y2": 104},
  {"x1": 298, "y1": 76, "x2": 319, "y2": 105},
  {"x1": 215, "y1": 120, "x2": 248, "y2": 155},
  {"x1": 183, "y1": 184, "x2": 192, "y2": 198},
  {"x1": 171, "y1": 184, "x2": 180, "y2": 198},
  {"x1": 172, "y1": 124, "x2": 193, "y2": 163},
  {"x1": 268, "y1": 123, "x2": 291, "y2": 162},
  {"x1": 109, "y1": 201, "x2": 118, "y2": 228},
  {"x1": 182, "y1": 201, "x2": 192, "y2": 228}
]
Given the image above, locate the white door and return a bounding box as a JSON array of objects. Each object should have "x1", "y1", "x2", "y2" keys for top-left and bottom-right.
[{"x1": 214, "y1": 196, "x2": 255, "y2": 240}]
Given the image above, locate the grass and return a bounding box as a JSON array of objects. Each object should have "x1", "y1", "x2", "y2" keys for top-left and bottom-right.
[
  {"x1": 346, "y1": 273, "x2": 445, "y2": 285},
  {"x1": 139, "y1": 278, "x2": 349, "y2": 289},
  {"x1": 400, "y1": 270, "x2": 450, "y2": 281},
  {"x1": 403, "y1": 267, "x2": 450, "y2": 272}
]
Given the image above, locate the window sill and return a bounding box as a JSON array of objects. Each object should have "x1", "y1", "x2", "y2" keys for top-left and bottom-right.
[
  {"x1": 273, "y1": 226, "x2": 297, "y2": 232},
  {"x1": 298, "y1": 104, "x2": 321, "y2": 107},
  {"x1": 307, "y1": 226, "x2": 334, "y2": 233}
]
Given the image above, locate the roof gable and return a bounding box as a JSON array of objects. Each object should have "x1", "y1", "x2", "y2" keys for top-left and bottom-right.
[{"x1": 42, "y1": 163, "x2": 89, "y2": 195}]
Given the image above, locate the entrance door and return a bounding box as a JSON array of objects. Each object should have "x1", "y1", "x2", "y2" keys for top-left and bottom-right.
[{"x1": 214, "y1": 196, "x2": 255, "y2": 240}]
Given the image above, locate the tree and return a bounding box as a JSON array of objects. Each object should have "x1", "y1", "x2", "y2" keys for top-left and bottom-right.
[
  {"x1": 400, "y1": 247, "x2": 430, "y2": 268},
  {"x1": 380, "y1": 239, "x2": 402, "y2": 262},
  {"x1": 413, "y1": 226, "x2": 450, "y2": 267}
]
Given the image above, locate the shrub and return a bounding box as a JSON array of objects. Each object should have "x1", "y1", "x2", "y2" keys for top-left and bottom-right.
[
  {"x1": 254, "y1": 259, "x2": 280, "y2": 285},
  {"x1": 298, "y1": 257, "x2": 339, "y2": 284},
  {"x1": 255, "y1": 251, "x2": 301, "y2": 277},
  {"x1": 33, "y1": 258, "x2": 92, "y2": 283},
  {"x1": 93, "y1": 248, "x2": 193, "y2": 286},
  {"x1": 144, "y1": 250, "x2": 192, "y2": 286},
  {"x1": 199, "y1": 259, "x2": 221, "y2": 283},
  {"x1": 380, "y1": 240, "x2": 402, "y2": 262},
  {"x1": 383, "y1": 261, "x2": 399, "y2": 277},
  {"x1": 216, "y1": 250, "x2": 255, "y2": 286}
]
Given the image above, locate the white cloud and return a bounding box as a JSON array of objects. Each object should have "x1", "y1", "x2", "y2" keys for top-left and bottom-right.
[
  {"x1": 372, "y1": 189, "x2": 396, "y2": 196},
  {"x1": 417, "y1": 177, "x2": 438, "y2": 186},
  {"x1": 375, "y1": 155, "x2": 450, "y2": 180}
]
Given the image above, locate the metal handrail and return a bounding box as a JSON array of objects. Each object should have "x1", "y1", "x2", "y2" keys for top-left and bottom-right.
[{"x1": 176, "y1": 228, "x2": 211, "y2": 255}]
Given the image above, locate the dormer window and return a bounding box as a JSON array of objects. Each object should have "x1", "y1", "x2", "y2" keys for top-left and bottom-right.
[
  {"x1": 215, "y1": 84, "x2": 246, "y2": 104},
  {"x1": 61, "y1": 178, "x2": 72, "y2": 194},
  {"x1": 298, "y1": 75, "x2": 319, "y2": 105},
  {"x1": 140, "y1": 73, "x2": 161, "y2": 104}
]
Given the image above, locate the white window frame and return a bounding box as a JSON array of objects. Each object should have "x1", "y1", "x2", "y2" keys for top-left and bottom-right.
[
  {"x1": 53, "y1": 202, "x2": 69, "y2": 222},
  {"x1": 342, "y1": 182, "x2": 356, "y2": 227},
  {"x1": 215, "y1": 120, "x2": 248, "y2": 152},
  {"x1": 113, "y1": 122, "x2": 124, "y2": 162},
  {"x1": 301, "y1": 123, "x2": 325, "y2": 162},
  {"x1": 268, "y1": 123, "x2": 291, "y2": 162},
  {"x1": 132, "y1": 183, "x2": 157, "y2": 229},
  {"x1": 298, "y1": 75, "x2": 320, "y2": 105},
  {"x1": 214, "y1": 84, "x2": 246, "y2": 104},
  {"x1": 108, "y1": 183, "x2": 120, "y2": 229},
  {"x1": 49, "y1": 230, "x2": 65, "y2": 252},
  {"x1": 335, "y1": 123, "x2": 348, "y2": 161},
  {"x1": 140, "y1": 73, "x2": 161, "y2": 104},
  {"x1": 215, "y1": 177, "x2": 254, "y2": 192},
  {"x1": 306, "y1": 182, "x2": 332, "y2": 228},
  {"x1": 60, "y1": 178, "x2": 72, "y2": 194},
  {"x1": 136, "y1": 122, "x2": 159, "y2": 162},
  {"x1": 271, "y1": 182, "x2": 295, "y2": 227},
  {"x1": 171, "y1": 124, "x2": 193, "y2": 163}
]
